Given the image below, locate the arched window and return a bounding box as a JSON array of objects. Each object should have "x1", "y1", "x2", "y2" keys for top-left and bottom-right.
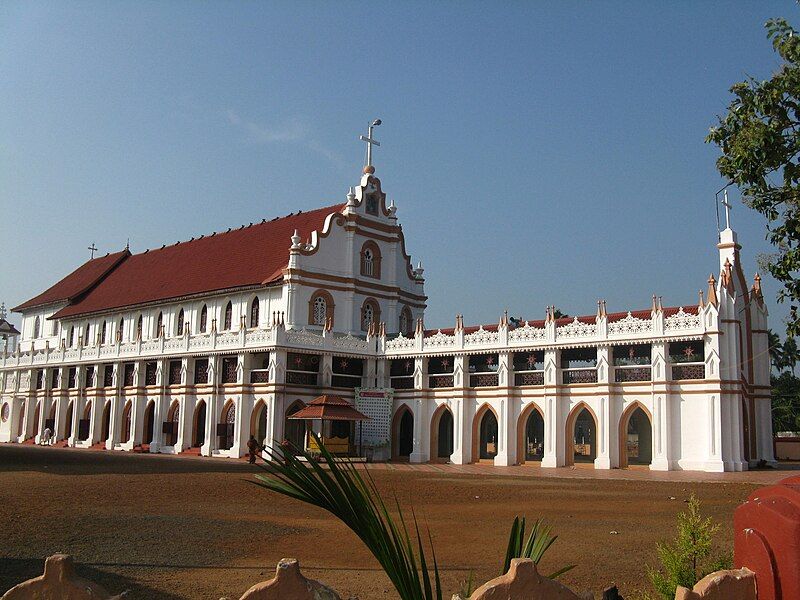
[
  {"x1": 308, "y1": 290, "x2": 334, "y2": 327},
  {"x1": 51, "y1": 320, "x2": 59, "y2": 337},
  {"x1": 224, "y1": 301, "x2": 233, "y2": 330},
  {"x1": 83, "y1": 323, "x2": 91, "y2": 346},
  {"x1": 177, "y1": 309, "x2": 185, "y2": 336},
  {"x1": 118, "y1": 318, "x2": 124, "y2": 342},
  {"x1": 68, "y1": 326, "x2": 75, "y2": 348},
  {"x1": 101, "y1": 320, "x2": 107, "y2": 344},
  {"x1": 360, "y1": 241, "x2": 382, "y2": 279},
  {"x1": 136, "y1": 315, "x2": 143, "y2": 340},
  {"x1": 361, "y1": 298, "x2": 381, "y2": 332},
  {"x1": 199, "y1": 305, "x2": 208, "y2": 333},
  {"x1": 399, "y1": 306, "x2": 413, "y2": 336},
  {"x1": 33, "y1": 316, "x2": 41, "y2": 339},
  {"x1": 156, "y1": 312, "x2": 163, "y2": 338},
  {"x1": 250, "y1": 297, "x2": 260, "y2": 328}
]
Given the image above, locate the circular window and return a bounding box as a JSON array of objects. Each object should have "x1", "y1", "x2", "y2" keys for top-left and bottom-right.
[{"x1": 1, "y1": 403, "x2": 9, "y2": 423}]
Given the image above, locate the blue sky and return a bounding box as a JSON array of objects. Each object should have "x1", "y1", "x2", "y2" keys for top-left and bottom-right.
[{"x1": 1, "y1": 1, "x2": 797, "y2": 331}]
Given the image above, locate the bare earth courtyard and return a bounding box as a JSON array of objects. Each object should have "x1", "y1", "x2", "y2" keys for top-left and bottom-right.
[{"x1": 0, "y1": 447, "x2": 796, "y2": 599}]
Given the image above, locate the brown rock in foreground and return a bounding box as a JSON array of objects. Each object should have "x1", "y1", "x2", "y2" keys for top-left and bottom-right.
[
  {"x1": 674, "y1": 568, "x2": 756, "y2": 600},
  {"x1": 234, "y1": 558, "x2": 341, "y2": 600},
  {"x1": 453, "y1": 558, "x2": 593, "y2": 600},
  {"x1": 1, "y1": 554, "x2": 126, "y2": 600}
]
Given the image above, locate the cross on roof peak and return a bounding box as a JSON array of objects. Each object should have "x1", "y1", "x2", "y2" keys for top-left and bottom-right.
[
  {"x1": 721, "y1": 189, "x2": 732, "y2": 230},
  {"x1": 87, "y1": 243, "x2": 98, "y2": 259},
  {"x1": 359, "y1": 119, "x2": 381, "y2": 174}
]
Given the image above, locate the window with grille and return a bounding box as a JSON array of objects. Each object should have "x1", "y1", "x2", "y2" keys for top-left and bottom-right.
[
  {"x1": 68, "y1": 367, "x2": 77, "y2": 388},
  {"x1": 221, "y1": 357, "x2": 238, "y2": 384},
  {"x1": 313, "y1": 296, "x2": 326, "y2": 325},
  {"x1": 123, "y1": 363, "x2": 135, "y2": 387},
  {"x1": 104, "y1": 365, "x2": 114, "y2": 387},
  {"x1": 145, "y1": 362, "x2": 157, "y2": 386},
  {"x1": 169, "y1": 360, "x2": 182, "y2": 385},
  {"x1": 194, "y1": 358, "x2": 209, "y2": 384}
]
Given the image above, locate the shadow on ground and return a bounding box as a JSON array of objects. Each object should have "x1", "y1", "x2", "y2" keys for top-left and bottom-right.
[
  {"x1": 0, "y1": 558, "x2": 184, "y2": 600},
  {"x1": 0, "y1": 445, "x2": 255, "y2": 476}
]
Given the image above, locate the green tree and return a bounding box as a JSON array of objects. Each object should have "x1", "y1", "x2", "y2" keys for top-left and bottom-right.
[
  {"x1": 772, "y1": 371, "x2": 800, "y2": 432},
  {"x1": 707, "y1": 17, "x2": 800, "y2": 339},
  {"x1": 646, "y1": 495, "x2": 731, "y2": 600}
]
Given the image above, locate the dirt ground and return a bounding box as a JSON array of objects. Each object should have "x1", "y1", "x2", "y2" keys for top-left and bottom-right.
[{"x1": 0, "y1": 446, "x2": 761, "y2": 599}]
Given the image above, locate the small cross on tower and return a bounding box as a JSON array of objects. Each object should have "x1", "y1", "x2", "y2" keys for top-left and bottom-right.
[
  {"x1": 87, "y1": 243, "x2": 98, "y2": 259},
  {"x1": 359, "y1": 119, "x2": 382, "y2": 170},
  {"x1": 721, "y1": 189, "x2": 732, "y2": 230}
]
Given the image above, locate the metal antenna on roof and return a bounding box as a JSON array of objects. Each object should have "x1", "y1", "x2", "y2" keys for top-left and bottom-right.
[{"x1": 87, "y1": 242, "x2": 98, "y2": 259}]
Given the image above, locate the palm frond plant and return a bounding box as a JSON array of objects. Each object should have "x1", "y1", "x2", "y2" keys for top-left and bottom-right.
[
  {"x1": 252, "y1": 434, "x2": 443, "y2": 600},
  {"x1": 502, "y1": 516, "x2": 575, "y2": 578}
]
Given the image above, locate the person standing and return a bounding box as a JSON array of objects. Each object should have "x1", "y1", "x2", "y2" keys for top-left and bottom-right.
[
  {"x1": 41, "y1": 427, "x2": 52, "y2": 446},
  {"x1": 247, "y1": 435, "x2": 259, "y2": 464}
]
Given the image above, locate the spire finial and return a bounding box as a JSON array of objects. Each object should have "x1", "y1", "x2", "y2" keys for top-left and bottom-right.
[
  {"x1": 359, "y1": 119, "x2": 382, "y2": 174},
  {"x1": 707, "y1": 274, "x2": 719, "y2": 307},
  {"x1": 290, "y1": 229, "x2": 301, "y2": 249},
  {"x1": 0, "y1": 302, "x2": 5, "y2": 321},
  {"x1": 721, "y1": 189, "x2": 732, "y2": 230}
]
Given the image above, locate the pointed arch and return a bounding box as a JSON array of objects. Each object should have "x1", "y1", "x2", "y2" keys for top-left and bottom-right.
[
  {"x1": 155, "y1": 312, "x2": 163, "y2": 338},
  {"x1": 33, "y1": 316, "x2": 41, "y2": 339},
  {"x1": 224, "y1": 301, "x2": 233, "y2": 330},
  {"x1": 165, "y1": 400, "x2": 180, "y2": 446},
  {"x1": 565, "y1": 402, "x2": 599, "y2": 467},
  {"x1": 136, "y1": 315, "x2": 143, "y2": 340},
  {"x1": 360, "y1": 240, "x2": 382, "y2": 279},
  {"x1": 429, "y1": 403, "x2": 454, "y2": 463},
  {"x1": 199, "y1": 304, "x2": 208, "y2": 333},
  {"x1": 101, "y1": 400, "x2": 111, "y2": 441},
  {"x1": 64, "y1": 400, "x2": 74, "y2": 439},
  {"x1": 471, "y1": 403, "x2": 499, "y2": 462},
  {"x1": 101, "y1": 320, "x2": 107, "y2": 344},
  {"x1": 250, "y1": 399, "x2": 268, "y2": 445},
  {"x1": 118, "y1": 317, "x2": 125, "y2": 342},
  {"x1": 68, "y1": 326, "x2": 75, "y2": 347},
  {"x1": 192, "y1": 400, "x2": 206, "y2": 447},
  {"x1": 219, "y1": 399, "x2": 236, "y2": 450},
  {"x1": 32, "y1": 401, "x2": 41, "y2": 439},
  {"x1": 360, "y1": 297, "x2": 381, "y2": 332},
  {"x1": 17, "y1": 403, "x2": 26, "y2": 438},
  {"x1": 308, "y1": 290, "x2": 335, "y2": 327},
  {"x1": 121, "y1": 400, "x2": 132, "y2": 444},
  {"x1": 143, "y1": 400, "x2": 155, "y2": 445},
  {"x1": 250, "y1": 297, "x2": 260, "y2": 328},
  {"x1": 391, "y1": 404, "x2": 414, "y2": 461},
  {"x1": 399, "y1": 305, "x2": 413, "y2": 336},
  {"x1": 177, "y1": 308, "x2": 185, "y2": 336},
  {"x1": 516, "y1": 402, "x2": 545, "y2": 464},
  {"x1": 284, "y1": 400, "x2": 307, "y2": 452},
  {"x1": 83, "y1": 323, "x2": 91, "y2": 346},
  {"x1": 618, "y1": 401, "x2": 653, "y2": 468}
]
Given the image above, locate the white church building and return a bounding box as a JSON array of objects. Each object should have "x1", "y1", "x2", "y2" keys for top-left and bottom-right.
[{"x1": 0, "y1": 140, "x2": 774, "y2": 472}]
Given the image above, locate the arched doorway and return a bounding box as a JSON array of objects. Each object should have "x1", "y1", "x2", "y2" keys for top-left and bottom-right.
[
  {"x1": 121, "y1": 401, "x2": 132, "y2": 444},
  {"x1": 472, "y1": 405, "x2": 498, "y2": 461},
  {"x1": 251, "y1": 401, "x2": 268, "y2": 446},
  {"x1": 219, "y1": 401, "x2": 235, "y2": 450},
  {"x1": 619, "y1": 404, "x2": 653, "y2": 468},
  {"x1": 429, "y1": 405, "x2": 454, "y2": 462},
  {"x1": 566, "y1": 404, "x2": 598, "y2": 466},
  {"x1": 46, "y1": 402, "x2": 56, "y2": 438},
  {"x1": 142, "y1": 401, "x2": 155, "y2": 445},
  {"x1": 32, "y1": 401, "x2": 41, "y2": 440},
  {"x1": 63, "y1": 401, "x2": 74, "y2": 440},
  {"x1": 192, "y1": 401, "x2": 206, "y2": 447},
  {"x1": 391, "y1": 405, "x2": 414, "y2": 461},
  {"x1": 284, "y1": 401, "x2": 306, "y2": 452},
  {"x1": 517, "y1": 404, "x2": 545, "y2": 464},
  {"x1": 166, "y1": 401, "x2": 180, "y2": 446},
  {"x1": 101, "y1": 401, "x2": 111, "y2": 442},
  {"x1": 17, "y1": 403, "x2": 26, "y2": 439},
  {"x1": 79, "y1": 402, "x2": 92, "y2": 441}
]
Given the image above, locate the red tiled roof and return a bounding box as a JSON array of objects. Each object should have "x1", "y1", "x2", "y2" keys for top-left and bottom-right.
[
  {"x1": 288, "y1": 395, "x2": 369, "y2": 421},
  {"x1": 13, "y1": 250, "x2": 130, "y2": 312},
  {"x1": 26, "y1": 204, "x2": 345, "y2": 319}
]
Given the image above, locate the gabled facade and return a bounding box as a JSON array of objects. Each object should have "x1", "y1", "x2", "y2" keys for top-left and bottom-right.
[{"x1": 0, "y1": 163, "x2": 773, "y2": 473}]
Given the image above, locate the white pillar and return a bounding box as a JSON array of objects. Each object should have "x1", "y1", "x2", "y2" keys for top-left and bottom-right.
[
  {"x1": 409, "y1": 396, "x2": 428, "y2": 463},
  {"x1": 541, "y1": 349, "x2": 560, "y2": 468},
  {"x1": 450, "y1": 355, "x2": 471, "y2": 464},
  {"x1": 650, "y1": 342, "x2": 671, "y2": 470}
]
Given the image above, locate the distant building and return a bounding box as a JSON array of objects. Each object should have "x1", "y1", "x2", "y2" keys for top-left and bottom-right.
[{"x1": 0, "y1": 152, "x2": 773, "y2": 472}]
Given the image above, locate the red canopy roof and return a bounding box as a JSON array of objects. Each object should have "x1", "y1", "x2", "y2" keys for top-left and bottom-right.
[
  {"x1": 288, "y1": 395, "x2": 369, "y2": 422},
  {"x1": 14, "y1": 204, "x2": 345, "y2": 318}
]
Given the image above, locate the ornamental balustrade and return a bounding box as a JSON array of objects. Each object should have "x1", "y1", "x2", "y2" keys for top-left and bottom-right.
[
  {"x1": 608, "y1": 313, "x2": 652, "y2": 336},
  {"x1": 429, "y1": 374, "x2": 454, "y2": 389},
  {"x1": 514, "y1": 371, "x2": 544, "y2": 386},
  {"x1": 508, "y1": 323, "x2": 547, "y2": 343},
  {"x1": 562, "y1": 368, "x2": 598, "y2": 384},
  {"x1": 556, "y1": 318, "x2": 597, "y2": 339},
  {"x1": 390, "y1": 376, "x2": 414, "y2": 390},
  {"x1": 664, "y1": 308, "x2": 701, "y2": 332},
  {"x1": 671, "y1": 363, "x2": 705, "y2": 381},
  {"x1": 249, "y1": 370, "x2": 270, "y2": 384},
  {"x1": 464, "y1": 327, "x2": 499, "y2": 346},
  {"x1": 470, "y1": 373, "x2": 499, "y2": 387},
  {"x1": 614, "y1": 366, "x2": 652, "y2": 382}
]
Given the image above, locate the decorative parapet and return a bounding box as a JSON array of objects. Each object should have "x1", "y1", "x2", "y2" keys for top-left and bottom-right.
[
  {"x1": 464, "y1": 326, "x2": 499, "y2": 346},
  {"x1": 555, "y1": 318, "x2": 597, "y2": 339},
  {"x1": 664, "y1": 307, "x2": 701, "y2": 332},
  {"x1": 508, "y1": 322, "x2": 547, "y2": 344},
  {"x1": 608, "y1": 312, "x2": 652, "y2": 336},
  {"x1": 385, "y1": 333, "x2": 415, "y2": 351},
  {"x1": 425, "y1": 330, "x2": 457, "y2": 349}
]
